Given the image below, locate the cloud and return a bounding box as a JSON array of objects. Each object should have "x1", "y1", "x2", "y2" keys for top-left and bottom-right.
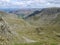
[
  {"x1": 0, "y1": 0, "x2": 11, "y2": 2},
  {"x1": 0, "y1": 0, "x2": 60, "y2": 8}
]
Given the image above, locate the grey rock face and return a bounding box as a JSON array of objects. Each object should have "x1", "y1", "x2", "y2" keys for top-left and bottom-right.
[{"x1": 0, "y1": 17, "x2": 13, "y2": 45}]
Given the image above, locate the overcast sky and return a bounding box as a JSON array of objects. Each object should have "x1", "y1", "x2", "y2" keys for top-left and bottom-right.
[{"x1": 0, "y1": 0, "x2": 60, "y2": 8}]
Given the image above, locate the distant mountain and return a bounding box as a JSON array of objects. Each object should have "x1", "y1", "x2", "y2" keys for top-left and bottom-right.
[
  {"x1": 0, "y1": 8, "x2": 19, "y2": 13},
  {"x1": 7, "y1": 8, "x2": 42, "y2": 18},
  {"x1": 24, "y1": 10, "x2": 43, "y2": 19},
  {"x1": 0, "y1": 8, "x2": 42, "y2": 18},
  {"x1": 25, "y1": 7, "x2": 60, "y2": 26}
]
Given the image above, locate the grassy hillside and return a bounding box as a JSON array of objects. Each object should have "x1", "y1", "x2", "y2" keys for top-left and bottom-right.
[
  {"x1": 4, "y1": 16, "x2": 60, "y2": 45},
  {"x1": 0, "y1": 8, "x2": 60, "y2": 45},
  {"x1": 23, "y1": 7, "x2": 60, "y2": 45}
]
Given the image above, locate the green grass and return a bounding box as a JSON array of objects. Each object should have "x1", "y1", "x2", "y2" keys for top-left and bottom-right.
[
  {"x1": 14, "y1": 42, "x2": 58, "y2": 45},
  {"x1": 14, "y1": 42, "x2": 43, "y2": 45}
]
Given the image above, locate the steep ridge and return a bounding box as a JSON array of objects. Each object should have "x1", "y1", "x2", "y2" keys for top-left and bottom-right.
[
  {"x1": 25, "y1": 8, "x2": 60, "y2": 26},
  {"x1": 0, "y1": 17, "x2": 16, "y2": 45},
  {"x1": 24, "y1": 10, "x2": 43, "y2": 19}
]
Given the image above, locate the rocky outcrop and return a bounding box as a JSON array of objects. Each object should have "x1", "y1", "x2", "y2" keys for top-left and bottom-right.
[{"x1": 0, "y1": 17, "x2": 14, "y2": 45}]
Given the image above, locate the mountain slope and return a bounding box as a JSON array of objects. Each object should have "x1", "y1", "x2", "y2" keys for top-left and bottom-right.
[
  {"x1": 0, "y1": 9, "x2": 60, "y2": 45},
  {"x1": 0, "y1": 11, "x2": 39, "y2": 45},
  {"x1": 4, "y1": 14, "x2": 60, "y2": 45},
  {"x1": 25, "y1": 8, "x2": 60, "y2": 26}
]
